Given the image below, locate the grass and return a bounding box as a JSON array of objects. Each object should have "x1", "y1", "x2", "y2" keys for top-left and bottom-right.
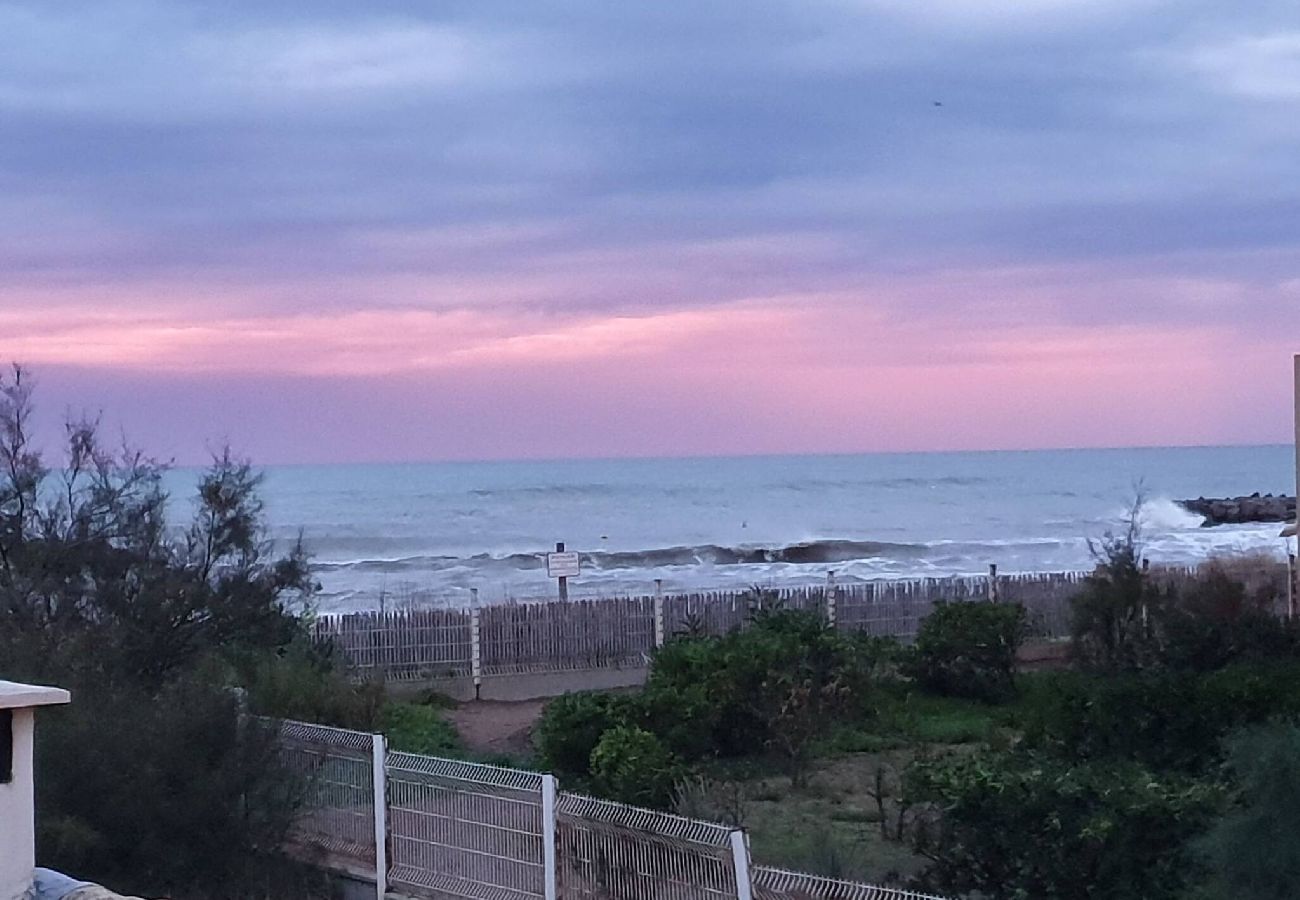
[{"x1": 740, "y1": 751, "x2": 930, "y2": 884}]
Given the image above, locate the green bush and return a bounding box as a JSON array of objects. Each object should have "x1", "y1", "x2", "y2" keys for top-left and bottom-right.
[
  {"x1": 1022, "y1": 662, "x2": 1300, "y2": 774},
  {"x1": 907, "y1": 601, "x2": 1027, "y2": 702},
  {"x1": 35, "y1": 672, "x2": 327, "y2": 899},
  {"x1": 240, "y1": 638, "x2": 385, "y2": 731},
  {"x1": 382, "y1": 701, "x2": 463, "y2": 755},
  {"x1": 643, "y1": 610, "x2": 875, "y2": 766},
  {"x1": 1158, "y1": 565, "x2": 1297, "y2": 672},
  {"x1": 907, "y1": 750, "x2": 1221, "y2": 900},
  {"x1": 589, "y1": 726, "x2": 682, "y2": 808},
  {"x1": 535, "y1": 691, "x2": 638, "y2": 776},
  {"x1": 1196, "y1": 723, "x2": 1300, "y2": 899}
]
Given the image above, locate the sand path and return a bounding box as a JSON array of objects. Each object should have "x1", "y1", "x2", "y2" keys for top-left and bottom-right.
[{"x1": 448, "y1": 699, "x2": 547, "y2": 758}]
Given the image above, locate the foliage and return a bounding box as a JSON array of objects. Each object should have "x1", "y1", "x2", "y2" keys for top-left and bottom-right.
[
  {"x1": 382, "y1": 700, "x2": 463, "y2": 755},
  {"x1": 644, "y1": 610, "x2": 873, "y2": 772},
  {"x1": 1157, "y1": 562, "x2": 1296, "y2": 672},
  {"x1": 239, "y1": 637, "x2": 385, "y2": 731},
  {"x1": 1021, "y1": 663, "x2": 1300, "y2": 774},
  {"x1": 906, "y1": 750, "x2": 1221, "y2": 900},
  {"x1": 0, "y1": 366, "x2": 328, "y2": 898},
  {"x1": 535, "y1": 690, "x2": 638, "y2": 776},
  {"x1": 34, "y1": 671, "x2": 328, "y2": 899},
  {"x1": 906, "y1": 601, "x2": 1027, "y2": 702},
  {"x1": 1070, "y1": 504, "x2": 1164, "y2": 671},
  {"x1": 589, "y1": 726, "x2": 683, "y2": 808},
  {"x1": 1195, "y1": 724, "x2": 1300, "y2": 900}
]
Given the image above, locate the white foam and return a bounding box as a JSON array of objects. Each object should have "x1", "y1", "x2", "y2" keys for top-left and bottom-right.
[{"x1": 1137, "y1": 497, "x2": 1206, "y2": 531}]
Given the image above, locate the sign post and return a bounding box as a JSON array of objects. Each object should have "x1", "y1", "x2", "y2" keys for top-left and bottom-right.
[{"x1": 547, "y1": 542, "x2": 580, "y2": 601}]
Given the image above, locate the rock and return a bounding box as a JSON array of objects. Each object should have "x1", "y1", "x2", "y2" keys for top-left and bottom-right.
[{"x1": 1178, "y1": 495, "x2": 1296, "y2": 527}]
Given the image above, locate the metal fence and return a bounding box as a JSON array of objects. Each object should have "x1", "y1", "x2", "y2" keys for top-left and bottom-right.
[
  {"x1": 387, "y1": 753, "x2": 552, "y2": 900},
  {"x1": 276, "y1": 719, "x2": 381, "y2": 875},
  {"x1": 557, "y1": 792, "x2": 742, "y2": 900},
  {"x1": 753, "y1": 867, "x2": 949, "y2": 900},
  {"x1": 274, "y1": 718, "x2": 943, "y2": 900}
]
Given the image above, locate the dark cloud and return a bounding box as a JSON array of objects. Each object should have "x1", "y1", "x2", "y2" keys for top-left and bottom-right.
[{"x1": 1, "y1": 0, "x2": 1299, "y2": 314}]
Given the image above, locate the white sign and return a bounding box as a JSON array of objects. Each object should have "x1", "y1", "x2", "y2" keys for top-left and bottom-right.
[{"x1": 547, "y1": 551, "x2": 580, "y2": 579}]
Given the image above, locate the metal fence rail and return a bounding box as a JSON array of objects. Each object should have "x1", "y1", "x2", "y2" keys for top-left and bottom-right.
[
  {"x1": 557, "y1": 792, "x2": 742, "y2": 900},
  {"x1": 386, "y1": 752, "x2": 552, "y2": 900},
  {"x1": 276, "y1": 719, "x2": 379, "y2": 873},
  {"x1": 753, "y1": 866, "x2": 948, "y2": 900},
  {"x1": 276, "y1": 718, "x2": 947, "y2": 900}
]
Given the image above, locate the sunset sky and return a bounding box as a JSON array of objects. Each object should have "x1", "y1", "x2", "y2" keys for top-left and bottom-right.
[{"x1": 3, "y1": 1, "x2": 1298, "y2": 463}]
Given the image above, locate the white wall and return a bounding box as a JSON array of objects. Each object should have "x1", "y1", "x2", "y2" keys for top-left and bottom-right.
[{"x1": 0, "y1": 708, "x2": 36, "y2": 900}]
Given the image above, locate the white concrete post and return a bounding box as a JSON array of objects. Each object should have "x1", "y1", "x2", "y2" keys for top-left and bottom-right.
[
  {"x1": 729, "y1": 829, "x2": 754, "y2": 900},
  {"x1": 372, "y1": 733, "x2": 388, "y2": 900},
  {"x1": 542, "y1": 774, "x2": 558, "y2": 900},
  {"x1": 825, "y1": 571, "x2": 837, "y2": 628},
  {"x1": 470, "y1": 607, "x2": 483, "y2": 700},
  {"x1": 653, "y1": 579, "x2": 665, "y2": 648},
  {"x1": 0, "y1": 681, "x2": 70, "y2": 900}
]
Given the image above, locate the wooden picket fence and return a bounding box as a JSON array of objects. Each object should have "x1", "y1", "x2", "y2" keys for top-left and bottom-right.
[{"x1": 313, "y1": 562, "x2": 1292, "y2": 685}]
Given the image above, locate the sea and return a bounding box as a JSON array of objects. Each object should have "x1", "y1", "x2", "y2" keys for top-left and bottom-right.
[{"x1": 165, "y1": 445, "x2": 1296, "y2": 613}]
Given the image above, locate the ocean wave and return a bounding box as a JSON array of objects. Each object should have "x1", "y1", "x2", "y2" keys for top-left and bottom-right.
[{"x1": 315, "y1": 539, "x2": 931, "y2": 575}]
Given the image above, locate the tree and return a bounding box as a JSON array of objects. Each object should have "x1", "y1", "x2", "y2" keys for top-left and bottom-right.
[
  {"x1": 1070, "y1": 494, "x2": 1164, "y2": 671},
  {"x1": 0, "y1": 365, "x2": 325, "y2": 898}
]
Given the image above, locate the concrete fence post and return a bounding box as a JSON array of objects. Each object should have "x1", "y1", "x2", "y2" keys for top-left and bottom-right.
[
  {"x1": 825, "y1": 571, "x2": 837, "y2": 628},
  {"x1": 654, "y1": 579, "x2": 665, "y2": 648},
  {"x1": 470, "y1": 607, "x2": 482, "y2": 701},
  {"x1": 987, "y1": 564, "x2": 998, "y2": 602},
  {"x1": 542, "y1": 774, "x2": 558, "y2": 900},
  {"x1": 729, "y1": 829, "x2": 754, "y2": 900},
  {"x1": 371, "y1": 733, "x2": 388, "y2": 900}
]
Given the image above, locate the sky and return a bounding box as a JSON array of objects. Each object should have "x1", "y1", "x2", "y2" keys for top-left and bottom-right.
[{"x1": 2, "y1": 0, "x2": 1298, "y2": 464}]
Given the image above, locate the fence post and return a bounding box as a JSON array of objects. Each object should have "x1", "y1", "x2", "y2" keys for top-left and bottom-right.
[
  {"x1": 1289, "y1": 553, "x2": 1297, "y2": 620},
  {"x1": 371, "y1": 733, "x2": 388, "y2": 900},
  {"x1": 471, "y1": 606, "x2": 482, "y2": 701},
  {"x1": 654, "y1": 579, "x2": 665, "y2": 648},
  {"x1": 987, "y1": 563, "x2": 998, "y2": 602},
  {"x1": 729, "y1": 829, "x2": 754, "y2": 900},
  {"x1": 542, "y1": 774, "x2": 558, "y2": 900},
  {"x1": 825, "y1": 571, "x2": 837, "y2": 627}
]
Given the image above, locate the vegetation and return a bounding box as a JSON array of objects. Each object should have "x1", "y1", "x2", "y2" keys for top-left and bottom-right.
[
  {"x1": 906, "y1": 600, "x2": 1026, "y2": 702},
  {"x1": 589, "y1": 725, "x2": 682, "y2": 807},
  {"x1": 907, "y1": 750, "x2": 1220, "y2": 900},
  {"x1": 0, "y1": 366, "x2": 339, "y2": 898},
  {"x1": 1195, "y1": 723, "x2": 1300, "y2": 899}
]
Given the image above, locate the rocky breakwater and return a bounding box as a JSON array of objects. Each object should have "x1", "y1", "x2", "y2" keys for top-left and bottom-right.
[{"x1": 1178, "y1": 494, "x2": 1297, "y2": 527}]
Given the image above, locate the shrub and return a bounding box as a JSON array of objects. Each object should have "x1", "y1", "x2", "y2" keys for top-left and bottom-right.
[
  {"x1": 589, "y1": 726, "x2": 682, "y2": 808},
  {"x1": 907, "y1": 750, "x2": 1221, "y2": 900},
  {"x1": 1022, "y1": 662, "x2": 1300, "y2": 774},
  {"x1": 1157, "y1": 564, "x2": 1297, "y2": 672},
  {"x1": 1070, "y1": 510, "x2": 1164, "y2": 671},
  {"x1": 35, "y1": 672, "x2": 323, "y2": 899},
  {"x1": 1196, "y1": 723, "x2": 1300, "y2": 899},
  {"x1": 907, "y1": 601, "x2": 1027, "y2": 702},
  {"x1": 240, "y1": 638, "x2": 385, "y2": 731},
  {"x1": 642, "y1": 610, "x2": 875, "y2": 767},
  {"x1": 535, "y1": 691, "x2": 638, "y2": 776},
  {"x1": 382, "y1": 701, "x2": 462, "y2": 755}
]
